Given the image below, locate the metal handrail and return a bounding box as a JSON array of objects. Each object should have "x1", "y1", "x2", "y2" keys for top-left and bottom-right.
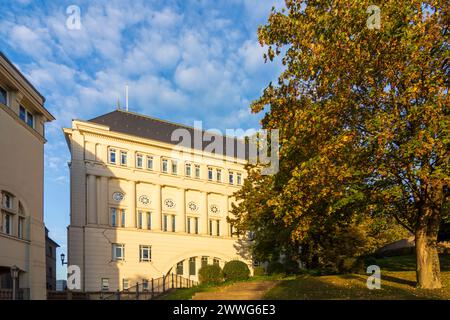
[{"x1": 101, "y1": 274, "x2": 198, "y2": 300}]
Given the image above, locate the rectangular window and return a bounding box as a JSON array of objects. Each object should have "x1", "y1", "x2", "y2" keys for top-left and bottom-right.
[
  {"x1": 163, "y1": 214, "x2": 168, "y2": 232},
  {"x1": 187, "y1": 217, "x2": 191, "y2": 234},
  {"x1": 146, "y1": 156, "x2": 153, "y2": 170},
  {"x1": 120, "y1": 151, "x2": 127, "y2": 166},
  {"x1": 162, "y1": 159, "x2": 168, "y2": 173},
  {"x1": 195, "y1": 165, "x2": 200, "y2": 178},
  {"x1": 195, "y1": 218, "x2": 199, "y2": 234},
  {"x1": 110, "y1": 208, "x2": 117, "y2": 227},
  {"x1": 172, "y1": 215, "x2": 176, "y2": 232},
  {"x1": 3, "y1": 193, "x2": 12, "y2": 209},
  {"x1": 209, "y1": 219, "x2": 213, "y2": 236},
  {"x1": 137, "y1": 211, "x2": 143, "y2": 229},
  {"x1": 139, "y1": 245, "x2": 151, "y2": 262},
  {"x1": 123, "y1": 279, "x2": 129, "y2": 290},
  {"x1": 229, "y1": 172, "x2": 234, "y2": 184},
  {"x1": 185, "y1": 163, "x2": 191, "y2": 176},
  {"x1": 172, "y1": 161, "x2": 178, "y2": 175},
  {"x1": 237, "y1": 173, "x2": 242, "y2": 185},
  {"x1": 201, "y1": 256, "x2": 208, "y2": 267},
  {"x1": 18, "y1": 217, "x2": 25, "y2": 239},
  {"x1": 208, "y1": 168, "x2": 213, "y2": 181},
  {"x1": 19, "y1": 106, "x2": 26, "y2": 122},
  {"x1": 189, "y1": 257, "x2": 196, "y2": 276},
  {"x1": 176, "y1": 262, "x2": 184, "y2": 275},
  {"x1": 120, "y1": 209, "x2": 126, "y2": 228},
  {"x1": 101, "y1": 278, "x2": 109, "y2": 291},
  {"x1": 146, "y1": 212, "x2": 151, "y2": 230},
  {"x1": 216, "y1": 220, "x2": 220, "y2": 236},
  {"x1": 142, "y1": 279, "x2": 149, "y2": 291},
  {"x1": 4, "y1": 214, "x2": 12, "y2": 235},
  {"x1": 0, "y1": 86, "x2": 7, "y2": 105},
  {"x1": 26, "y1": 111, "x2": 34, "y2": 128},
  {"x1": 109, "y1": 149, "x2": 116, "y2": 164},
  {"x1": 216, "y1": 169, "x2": 222, "y2": 182},
  {"x1": 112, "y1": 244, "x2": 125, "y2": 261},
  {"x1": 136, "y1": 154, "x2": 143, "y2": 168}
]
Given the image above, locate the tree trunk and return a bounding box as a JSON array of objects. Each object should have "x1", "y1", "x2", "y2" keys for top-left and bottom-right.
[{"x1": 415, "y1": 227, "x2": 442, "y2": 289}]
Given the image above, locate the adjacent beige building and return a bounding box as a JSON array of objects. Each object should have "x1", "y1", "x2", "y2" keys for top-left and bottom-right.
[
  {"x1": 0, "y1": 52, "x2": 55, "y2": 299},
  {"x1": 63, "y1": 110, "x2": 250, "y2": 293}
]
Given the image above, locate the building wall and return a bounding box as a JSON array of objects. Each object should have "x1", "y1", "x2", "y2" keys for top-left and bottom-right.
[
  {"x1": 66, "y1": 119, "x2": 250, "y2": 292},
  {"x1": 0, "y1": 106, "x2": 46, "y2": 300}
]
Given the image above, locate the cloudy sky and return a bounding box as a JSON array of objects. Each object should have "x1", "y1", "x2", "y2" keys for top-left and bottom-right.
[{"x1": 0, "y1": 0, "x2": 284, "y2": 279}]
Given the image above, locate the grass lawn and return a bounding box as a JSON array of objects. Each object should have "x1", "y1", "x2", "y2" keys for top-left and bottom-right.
[
  {"x1": 158, "y1": 255, "x2": 450, "y2": 300},
  {"x1": 264, "y1": 254, "x2": 450, "y2": 300}
]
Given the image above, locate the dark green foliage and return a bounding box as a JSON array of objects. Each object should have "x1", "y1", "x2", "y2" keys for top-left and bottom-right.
[
  {"x1": 267, "y1": 262, "x2": 285, "y2": 275},
  {"x1": 223, "y1": 260, "x2": 250, "y2": 281},
  {"x1": 253, "y1": 265, "x2": 266, "y2": 276},
  {"x1": 198, "y1": 264, "x2": 223, "y2": 284}
]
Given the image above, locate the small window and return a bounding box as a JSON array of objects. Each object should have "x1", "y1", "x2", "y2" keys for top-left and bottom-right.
[
  {"x1": 216, "y1": 169, "x2": 222, "y2": 182},
  {"x1": 136, "y1": 154, "x2": 143, "y2": 168},
  {"x1": 187, "y1": 217, "x2": 191, "y2": 234},
  {"x1": 112, "y1": 243, "x2": 125, "y2": 261},
  {"x1": 176, "y1": 262, "x2": 184, "y2": 275},
  {"x1": 162, "y1": 159, "x2": 168, "y2": 173},
  {"x1": 185, "y1": 163, "x2": 191, "y2": 176},
  {"x1": 3, "y1": 213, "x2": 12, "y2": 235},
  {"x1": 201, "y1": 256, "x2": 208, "y2": 267},
  {"x1": 213, "y1": 258, "x2": 220, "y2": 266},
  {"x1": 189, "y1": 257, "x2": 196, "y2": 276},
  {"x1": 146, "y1": 212, "x2": 151, "y2": 230},
  {"x1": 171, "y1": 161, "x2": 178, "y2": 175},
  {"x1": 216, "y1": 220, "x2": 220, "y2": 236},
  {"x1": 120, "y1": 151, "x2": 127, "y2": 166},
  {"x1": 109, "y1": 149, "x2": 116, "y2": 164},
  {"x1": 209, "y1": 219, "x2": 213, "y2": 236},
  {"x1": 110, "y1": 208, "x2": 117, "y2": 227},
  {"x1": 19, "y1": 106, "x2": 26, "y2": 122},
  {"x1": 123, "y1": 279, "x2": 129, "y2": 290},
  {"x1": 229, "y1": 172, "x2": 234, "y2": 184},
  {"x1": 139, "y1": 245, "x2": 151, "y2": 262},
  {"x1": 195, "y1": 165, "x2": 200, "y2": 179},
  {"x1": 195, "y1": 218, "x2": 199, "y2": 234},
  {"x1": 172, "y1": 215, "x2": 176, "y2": 232},
  {"x1": 101, "y1": 278, "x2": 109, "y2": 291},
  {"x1": 137, "y1": 211, "x2": 143, "y2": 229},
  {"x1": 142, "y1": 279, "x2": 149, "y2": 291},
  {"x1": 0, "y1": 86, "x2": 7, "y2": 105},
  {"x1": 163, "y1": 214, "x2": 168, "y2": 232},
  {"x1": 120, "y1": 209, "x2": 126, "y2": 228},
  {"x1": 237, "y1": 173, "x2": 242, "y2": 185},
  {"x1": 208, "y1": 168, "x2": 213, "y2": 181},
  {"x1": 26, "y1": 111, "x2": 34, "y2": 128},
  {"x1": 18, "y1": 217, "x2": 25, "y2": 239},
  {"x1": 3, "y1": 193, "x2": 13, "y2": 209},
  {"x1": 147, "y1": 156, "x2": 153, "y2": 170}
]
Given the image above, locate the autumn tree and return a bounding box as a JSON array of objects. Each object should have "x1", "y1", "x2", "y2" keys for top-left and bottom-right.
[{"x1": 243, "y1": 0, "x2": 448, "y2": 288}]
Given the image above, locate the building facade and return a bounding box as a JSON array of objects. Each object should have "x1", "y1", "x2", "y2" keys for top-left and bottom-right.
[
  {"x1": 0, "y1": 52, "x2": 55, "y2": 299},
  {"x1": 45, "y1": 228, "x2": 59, "y2": 291},
  {"x1": 64, "y1": 110, "x2": 250, "y2": 293}
]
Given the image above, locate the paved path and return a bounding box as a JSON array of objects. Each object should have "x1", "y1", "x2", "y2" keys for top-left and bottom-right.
[{"x1": 192, "y1": 281, "x2": 278, "y2": 300}]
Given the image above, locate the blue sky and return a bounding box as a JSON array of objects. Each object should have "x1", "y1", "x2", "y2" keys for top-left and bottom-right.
[{"x1": 0, "y1": 0, "x2": 283, "y2": 279}]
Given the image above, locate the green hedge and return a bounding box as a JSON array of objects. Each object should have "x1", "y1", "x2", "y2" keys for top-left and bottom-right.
[
  {"x1": 223, "y1": 260, "x2": 250, "y2": 281},
  {"x1": 253, "y1": 265, "x2": 266, "y2": 276},
  {"x1": 199, "y1": 264, "x2": 223, "y2": 284}
]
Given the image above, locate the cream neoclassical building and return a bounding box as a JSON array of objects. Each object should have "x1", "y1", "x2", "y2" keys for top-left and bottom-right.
[
  {"x1": 63, "y1": 109, "x2": 250, "y2": 293},
  {"x1": 0, "y1": 52, "x2": 55, "y2": 299}
]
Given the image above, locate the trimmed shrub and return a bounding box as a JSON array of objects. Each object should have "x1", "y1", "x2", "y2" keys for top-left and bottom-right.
[
  {"x1": 223, "y1": 260, "x2": 250, "y2": 281},
  {"x1": 199, "y1": 264, "x2": 223, "y2": 284},
  {"x1": 253, "y1": 265, "x2": 266, "y2": 276},
  {"x1": 267, "y1": 261, "x2": 285, "y2": 275}
]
